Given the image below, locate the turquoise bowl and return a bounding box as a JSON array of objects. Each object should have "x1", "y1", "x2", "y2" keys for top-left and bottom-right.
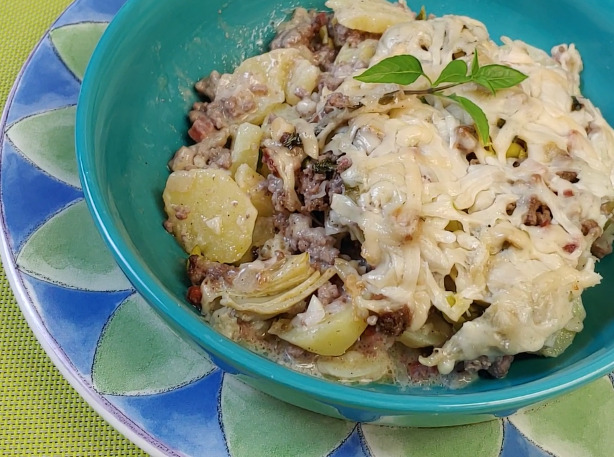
[{"x1": 76, "y1": 0, "x2": 614, "y2": 426}]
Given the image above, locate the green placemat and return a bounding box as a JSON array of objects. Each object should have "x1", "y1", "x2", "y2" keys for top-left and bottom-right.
[{"x1": 0, "y1": 1, "x2": 147, "y2": 455}]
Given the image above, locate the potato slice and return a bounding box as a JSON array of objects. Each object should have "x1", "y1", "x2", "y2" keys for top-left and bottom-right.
[
  {"x1": 230, "y1": 122, "x2": 263, "y2": 175},
  {"x1": 222, "y1": 267, "x2": 336, "y2": 319},
  {"x1": 316, "y1": 350, "x2": 391, "y2": 382},
  {"x1": 285, "y1": 58, "x2": 320, "y2": 105},
  {"x1": 163, "y1": 168, "x2": 257, "y2": 263},
  {"x1": 218, "y1": 48, "x2": 307, "y2": 125},
  {"x1": 397, "y1": 312, "x2": 453, "y2": 349},
  {"x1": 234, "y1": 163, "x2": 274, "y2": 217},
  {"x1": 325, "y1": 0, "x2": 415, "y2": 34},
  {"x1": 269, "y1": 301, "x2": 368, "y2": 356}
]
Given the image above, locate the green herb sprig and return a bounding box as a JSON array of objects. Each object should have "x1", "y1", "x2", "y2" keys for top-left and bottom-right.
[{"x1": 354, "y1": 52, "x2": 527, "y2": 144}]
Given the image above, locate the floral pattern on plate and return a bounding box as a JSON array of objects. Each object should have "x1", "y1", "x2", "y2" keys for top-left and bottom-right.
[{"x1": 1, "y1": 0, "x2": 613, "y2": 455}]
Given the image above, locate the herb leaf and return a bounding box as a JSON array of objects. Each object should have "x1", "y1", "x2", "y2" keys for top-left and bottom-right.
[
  {"x1": 354, "y1": 55, "x2": 427, "y2": 85},
  {"x1": 446, "y1": 94, "x2": 490, "y2": 145},
  {"x1": 432, "y1": 59, "x2": 470, "y2": 87},
  {"x1": 473, "y1": 64, "x2": 528, "y2": 91},
  {"x1": 356, "y1": 49, "x2": 527, "y2": 146},
  {"x1": 416, "y1": 5, "x2": 427, "y2": 20},
  {"x1": 471, "y1": 75, "x2": 497, "y2": 95},
  {"x1": 470, "y1": 51, "x2": 480, "y2": 77}
]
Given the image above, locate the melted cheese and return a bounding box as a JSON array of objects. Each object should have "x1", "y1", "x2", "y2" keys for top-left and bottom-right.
[{"x1": 325, "y1": 13, "x2": 614, "y2": 373}]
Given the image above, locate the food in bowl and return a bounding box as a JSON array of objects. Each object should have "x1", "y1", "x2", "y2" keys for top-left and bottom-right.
[{"x1": 161, "y1": 0, "x2": 614, "y2": 386}]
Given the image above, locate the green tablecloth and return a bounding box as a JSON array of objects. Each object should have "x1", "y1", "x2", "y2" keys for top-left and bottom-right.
[{"x1": 0, "y1": 1, "x2": 146, "y2": 455}]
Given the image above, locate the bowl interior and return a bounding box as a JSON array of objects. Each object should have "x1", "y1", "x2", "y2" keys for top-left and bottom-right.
[{"x1": 77, "y1": 0, "x2": 614, "y2": 412}]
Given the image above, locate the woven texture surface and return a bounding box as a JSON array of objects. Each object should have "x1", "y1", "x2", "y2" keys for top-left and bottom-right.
[{"x1": 0, "y1": 1, "x2": 147, "y2": 455}]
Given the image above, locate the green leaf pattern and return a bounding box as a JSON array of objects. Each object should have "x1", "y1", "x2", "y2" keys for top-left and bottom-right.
[
  {"x1": 220, "y1": 375, "x2": 355, "y2": 457},
  {"x1": 92, "y1": 294, "x2": 214, "y2": 395},
  {"x1": 362, "y1": 420, "x2": 503, "y2": 457},
  {"x1": 6, "y1": 106, "x2": 80, "y2": 188},
  {"x1": 17, "y1": 200, "x2": 133, "y2": 291},
  {"x1": 509, "y1": 376, "x2": 614, "y2": 457},
  {"x1": 49, "y1": 22, "x2": 108, "y2": 81}
]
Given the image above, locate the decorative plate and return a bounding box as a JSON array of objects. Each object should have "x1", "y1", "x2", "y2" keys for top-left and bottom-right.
[{"x1": 1, "y1": 0, "x2": 614, "y2": 455}]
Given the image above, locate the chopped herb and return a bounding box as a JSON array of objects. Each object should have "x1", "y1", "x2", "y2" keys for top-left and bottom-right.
[
  {"x1": 281, "y1": 131, "x2": 302, "y2": 148},
  {"x1": 378, "y1": 93, "x2": 397, "y2": 105},
  {"x1": 305, "y1": 157, "x2": 337, "y2": 175},
  {"x1": 416, "y1": 5, "x2": 427, "y2": 20}
]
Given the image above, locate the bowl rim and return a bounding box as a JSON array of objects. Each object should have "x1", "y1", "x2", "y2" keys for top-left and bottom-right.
[{"x1": 76, "y1": 0, "x2": 614, "y2": 417}]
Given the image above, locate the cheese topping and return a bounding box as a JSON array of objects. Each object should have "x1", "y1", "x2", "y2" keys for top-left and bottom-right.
[{"x1": 323, "y1": 9, "x2": 614, "y2": 373}]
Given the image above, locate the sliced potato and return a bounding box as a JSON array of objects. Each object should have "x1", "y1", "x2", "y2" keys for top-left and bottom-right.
[
  {"x1": 317, "y1": 350, "x2": 391, "y2": 382},
  {"x1": 234, "y1": 163, "x2": 274, "y2": 217},
  {"x1": 230, "y1": 123, "x2": 263, "y2": 175},
  {"x1": 251, "y1": 216, "x2": 275, "y2": 247},
  {"x1": 220, "y1": 48, "x2": 306, "y2": 124},
  {"x1": 221, "y1": 267, "x2": 336, "y2": 318},
  {"x1": 163, "y1": 168, "x2": 257, "y2": 262},
  {"x1": 231, "y1": 252, "x2": 315, "y2": 298},
  {"x1": 269, "y1": 301, "x2": 368, "y2": 356},
  {"x1": 334, "y1": 39, "x2": 378, "y2": 67},
  {"x1": 285, "y1": 58, "x2": 320, "y2": 105},
  {"x1": 397, "y1": 312, "x2": 453, "y2": 348},
  {"x1": 325, "y1": 0, "x2": 416, "y2": 34},
  {"x1": 233, "y1": 216, "x2": 275, "y2": 264}
]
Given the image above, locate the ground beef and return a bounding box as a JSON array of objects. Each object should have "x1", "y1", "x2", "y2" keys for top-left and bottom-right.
[
  {"x1": 270, "y1": 9, "x2": 325, "y2": 51},
  {"x1": 461, "y1": 355, "x2": 514, "y2": 379},
  {"x1": 187, "y1": 255, "x2": 236, "y2": 286},
  {"x1": 581, "y1": 219, "x2": 602, "y2": 238},
  {"x1": 269, "y1": 9, "x2": 340, "y2": 73},
  {"x1": 297, "y1": 165, "x2": 328, "y2": 212},
  {"x1": 329, "y1": 22, "x2": 380, "y2": 48},
  {"x1": 318, "y1": 73, "x2": 346, "y2": 92},
  {"x1": 327, "y1": 173, "x2": 344, "y2": 199},
  {"x1": 266, "y1": 174, "x2": 287, "y2": 213},
  {"x1": 296, "y1": 155, "x2": 350, "y2": 212},
  {"x1": 316, "y1": 281, "x2": 341, "y2": 305},
  {"x1": 312, "y1": 47, "x2": 339, "y2": 72},
  {"x1": 186, "y1": 285, "x2": 203, "y2": 309},
  {"x1": 280, "y1": 213, "x2": 339, "y2": 266},
  {"x1": 523, "y1": 196, "x2": 552, "y2": 227},
  {"x1": 407, "y1": 361, "x2": 439, "y2": 382},
  {"x1": 377, "y1": 306, "x2": 411, "y2": 337},
  {"x1": 556, "y1": 170, "x2": 579, "y2": 183},
  {"x1": 324, "y1": 92, "x2": 357, "y2": 111},
  {"x1": 205, "y1": 90, "x2": 256, "y2": 129},
  {"x1": 591, "y1": 234, "x2": 613, "y2": 259},
  {"x1": 168, "y1": 128, "x2": 231, "y2": 171},
  {"x1": 188, "y1": 114, "x2": 217, "y2": 143},
  {"x1": 486, "y1": 355, "x2": 514, "y2": 378},
  {"x1": 195, "y1": 71, "x2": 221, "y2": 100},
  {"x1": 454, "y1": 125, "x2": 479, "y2": 164},
  {"x1": 354, "y1": 325, "x2": 394, "y2": 356},
  {"x1": 336, "y1": 155, "x2": 352, "y2": 173}
]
